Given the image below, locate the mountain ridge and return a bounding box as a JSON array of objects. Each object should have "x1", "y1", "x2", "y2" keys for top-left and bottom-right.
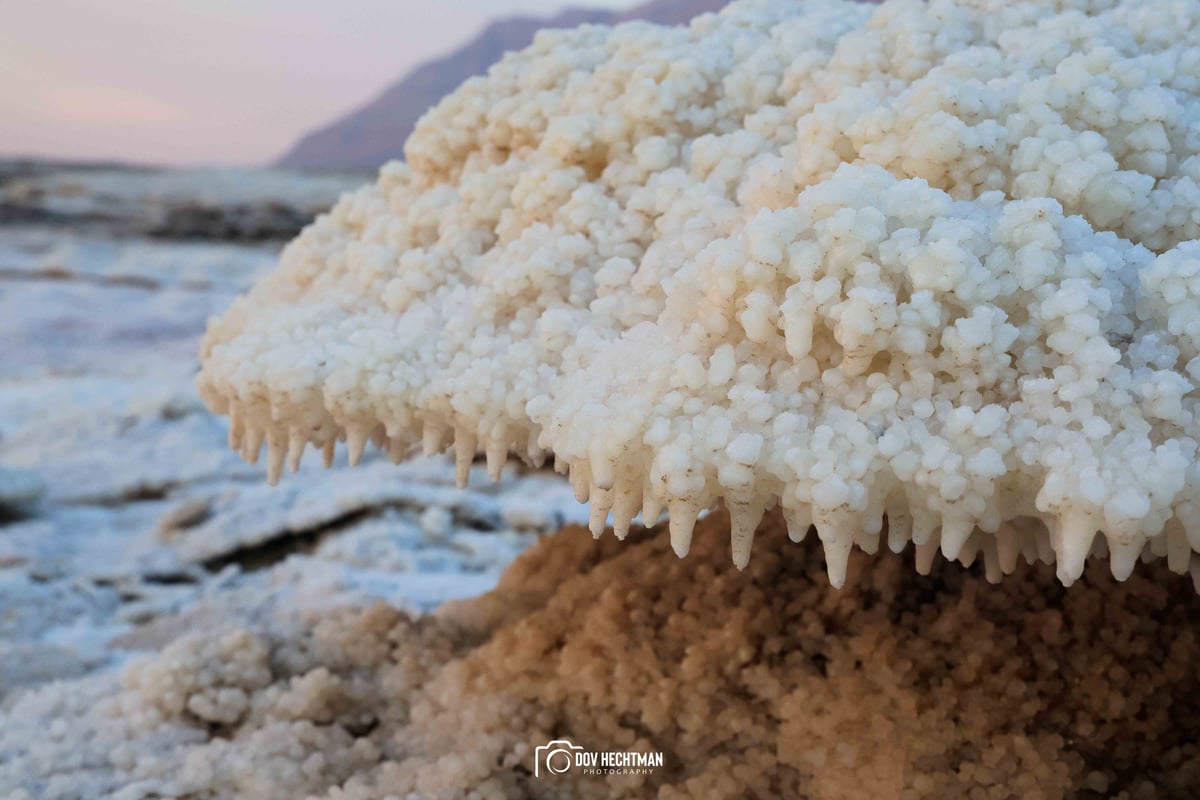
[{"x1": 275, "y1": 0, "x2": 730, "y2": 171}]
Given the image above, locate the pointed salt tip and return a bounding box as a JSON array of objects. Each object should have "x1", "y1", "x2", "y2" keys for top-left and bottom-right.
[
  {"x1": 227, "y1": 404, "x2": 244, "y2": 448},
  {"x1": 939, "y1": 519, "x2": 973, "y2": 561},
  {"x1": 855, "y1": 528, "x2": 880, "y2": 556},
  {"x1": 982, "y1": 539, "x2": 1002, "y2": 584},
  {"x1": 641, "y1": 493, "x2": 664, "y2": 528},
  {"x1": 611, "y1": 486, "x2": 641, "y2": 541},
  {"x1": 387, "y1": 437, "x2": 406, "y2": 465},
  {"x1": 1034, "y1": 530, "x2": 1055, "y2": 565},
  {"x1": 863, "y1": 510, "x2": 884, "y2": 537},
  {"x1": 1107, "y1": 537, "x2": 1142, "y2": 581},
  {"x1": 287, "y1": 434, "x2": 306, "y2": 474},
  {"x1": 783, "y1": 505, "x2": 812, "y2": 543},
  {"x1": 1186, "y1": 522, "x2": 1200, "y2": 553},
  {"x1": 1055, "y1": 513, "x2": 1094, "y2": 585},
  {"x1": 667, "y1": 500, "x2": 700, "y2": 558},
  {"x1": 886, "y1": 511, "x2": 912, "y2": 554},
  {"x1": 1019, "y1": 533, "x2": 1040, "y2": 567},
  {"x1": 728, "y1": 501, "x2": 763, "y2": 571},
  {"x1": 995, "y1": 526, "x2": 1019, "y2": 574},
  {"x1": 266, "y1": 435, "x2": 286, "y2": 487},
  {"x1": 454, "y1": 431, "x2": 476, "y2": 490},
  {"x1": 1166, "y1": 527, "x2": 1190, "y2": 575},
  {"x1": 243, "y1": 426, "x2": 265, "y2": 465},
  {"x1": 821, "y1": 530, "x2": 854, "y2": 589},
  {"x1": 957, "y1": 537, "x2": 979, "y2": 568},
  {"x1": 1150, "y1": 532, "x2": 1167, "y2": 558},
  {"x1": 485, "y1": 439, "x2": 507, "y2": 482},
  {"x1": 588, "y1": 489, "x2": 613, "y2": 539},
  {"x1": 612, "y1": 518, "x2": 631, "y2": 541},
  {"x1": 914, "y1": 538, "x2": 939, "y2": 576},
  {"x1": 568, "y1": 463, "x2": 591, "y2": 504},
  {"x1": 228, "y1": 421, "x2": 244, "y2": 451},
  {"x1": 589, "y1": 510, "x2": 607, "y2": 539},
  {"x1": 347, "y1": 427, "x2": 369, "y2": 467},
  {"x1": 322, "y1": 439, "x2": 336, "y2": 469},
  {"x1": 422, "y1": 423, "x2": 444, "y2": 457}
]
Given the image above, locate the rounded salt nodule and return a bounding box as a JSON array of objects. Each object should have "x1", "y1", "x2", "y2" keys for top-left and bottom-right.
[{"x1": 198, "y1": 0, "x2": 1200, "y2": 588}]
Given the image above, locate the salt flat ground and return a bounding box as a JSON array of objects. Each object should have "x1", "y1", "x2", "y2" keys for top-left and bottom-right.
[{"x1": 0, "y1": 163, "x2": 585, "y2": 701}]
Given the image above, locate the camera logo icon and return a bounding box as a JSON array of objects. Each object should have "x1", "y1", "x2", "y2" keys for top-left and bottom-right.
[{"x1": 534, "y1": 739, "x2": 585, "y2": 777}]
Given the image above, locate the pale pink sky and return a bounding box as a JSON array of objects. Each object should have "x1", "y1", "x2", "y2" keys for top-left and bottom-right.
[{"x1": 0, "y1": 0, "x2": 637, "y2": 167}]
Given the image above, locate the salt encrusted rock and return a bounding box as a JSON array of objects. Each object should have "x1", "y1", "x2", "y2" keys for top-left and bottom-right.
[
  {"x1": 198, "y1": 0, "x2": 1200, "y2": 586},
  {"x1": 4, "y1": 514, "x2": 1200, "y2": 799}
]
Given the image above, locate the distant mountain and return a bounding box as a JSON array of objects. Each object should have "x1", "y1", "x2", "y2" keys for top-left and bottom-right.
[{"x1": 275, "y1": 0, "x2": 730, "y2": 171}]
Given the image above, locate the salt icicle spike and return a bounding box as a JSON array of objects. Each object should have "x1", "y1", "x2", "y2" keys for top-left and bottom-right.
[
  {"x1": 485, "y1": 435, "x2": 507, "y2": 481},
  {"x1": 915, "y1": 532, "x2": 941, "y2": 576},
  {"x1": 886, "y1": 500, "x2": 912, "y2": 554},
  {"x1": 228, "y1": 404, "x2": 244, "y2": 451},
  {"x1": 1166, "y1": 523, "x2": 1191, "y2": 575},
  {"x1": 1107, "y1": 535, "x2": 1143, "y2": 582},
  {"x1": 939, "y1": 517, "x2": 973, "y2": 562},
  {"x1": 423, "y1": 422, "x2": 448, "y2": 457},
  {"x1": 1055, "y1": 512, "x2": 1095, "y2": 586},
  {"x1": 589, "y1": 485, "x2": 614, "y2": 539},
  {"x1": 782, "y1": 504, "x2": 812, "y2": 544},
  {"x1": 668, "y1": 500, "x2": 700, "y2": 558},
  {"x1": 611, "y1": 478, "x2": 641, "y2": 541},
  {"x1": 266, "y1": 428, "x2": 286, "y2": 486},
  {"x1": 727, "y1": 499, "x2": 765, "y2": 570},
  {"x1": 568, "y1": 461, "x2": 591, "y2": 504},
  {"x1": 287, "y1": 432, "x2": 306, "y2": 473},
  {"x1": 454, "y1": 429, "x2": 476, "y2": 490},
  {"x1": 346, "y1": 426, "x2": 369, "y2": 467},
  {"x1": 982, "y1": 537, "x2": 1002, "y2": 584},
  {"x1": 242, "y1": 426, "x2": 264, "y2": 465},
  {"x1": 995, "y1": 525, "x2": 1020, "y2": 575},
  {"x1": 819, "y1": 523, "x2": 855, "y2": 589},
  {"x1": 641, "y1": 489, "x2": 664, "y2": 529}
]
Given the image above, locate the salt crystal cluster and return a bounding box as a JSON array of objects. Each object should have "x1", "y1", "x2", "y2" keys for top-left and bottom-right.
[{"x1": 199, "y1": 0, "x2": 1200, "y2": 586}]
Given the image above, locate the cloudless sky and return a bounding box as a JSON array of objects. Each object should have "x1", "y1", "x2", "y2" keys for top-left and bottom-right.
[{"x1": 0, "y1": 0, "x2": 639, "y2": 167}]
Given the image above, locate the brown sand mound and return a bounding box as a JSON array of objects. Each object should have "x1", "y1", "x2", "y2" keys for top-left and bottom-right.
[
  {"x1": 406, "y1": 513, "x2": 1200, "y2": 799},
  {"x1": 4, "y1": 511, "x2": 1199, "y2": 799}
]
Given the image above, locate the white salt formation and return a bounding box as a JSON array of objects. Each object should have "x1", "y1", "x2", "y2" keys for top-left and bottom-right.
[{"x1": 199, "y1": 0, "x2": 1200, "y2": 587}]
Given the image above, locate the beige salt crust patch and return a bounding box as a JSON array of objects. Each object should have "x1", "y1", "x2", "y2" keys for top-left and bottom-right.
[{"x1": 4, "y1": 512, "x2": 1199, "y2": 799}]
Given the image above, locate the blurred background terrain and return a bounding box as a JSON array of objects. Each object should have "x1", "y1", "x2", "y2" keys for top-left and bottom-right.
[
  {"x1": 0, "y1": 0, "x2": 726, "y2": 703},
  {"x1": 277, "y1": 0, "x2": 728, "y2": 169},
  {"x1": 4, "y1": 0, "x2": 729, "y2": 169}
]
